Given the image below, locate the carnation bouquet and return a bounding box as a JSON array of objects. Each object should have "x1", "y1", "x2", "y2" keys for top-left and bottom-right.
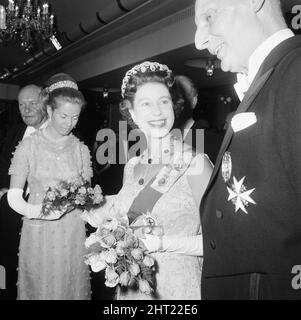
[
  {"x1": 84, "y1": 216, "x2": 157, "y2": 295},
  {"x1": 41, "y1": 176, "x2": 103, "y2": 217}
]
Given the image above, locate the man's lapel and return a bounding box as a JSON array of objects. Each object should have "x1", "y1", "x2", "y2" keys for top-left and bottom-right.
[
  {"x1": 14, "y1": 124, "x2": 27, "y2": 147},
  {"x1": 204, "y1": 67, "x2": 274, "y2": 196}
]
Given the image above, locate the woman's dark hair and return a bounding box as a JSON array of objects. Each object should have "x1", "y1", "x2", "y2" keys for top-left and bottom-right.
[
  {"x1": 42, "y1": 73, "x2": 86, "y2": 112},
  {"x1": 119, "y1": 64, "x2": 184, "y2": 129}
]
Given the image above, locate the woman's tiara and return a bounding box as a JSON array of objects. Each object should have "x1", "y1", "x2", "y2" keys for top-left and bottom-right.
[
  {"x1": 121, "y1": 61, "x2": 171, "y2": 98},
  {"x1": 48, "y1": 80, "x2": 78, "y2": 93}
]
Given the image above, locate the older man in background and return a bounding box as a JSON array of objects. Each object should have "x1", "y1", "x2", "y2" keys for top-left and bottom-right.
[{"x1": 0, "y1": 84, "x2": 48, "y2": 300}]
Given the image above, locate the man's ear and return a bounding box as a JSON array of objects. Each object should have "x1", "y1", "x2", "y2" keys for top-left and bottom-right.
[
  {"x1": 250, "y1": 0, "x2": 266, "y2": 13},
  {"x1": 192, "y1": 96, "x2": 198, "y2": 109}
]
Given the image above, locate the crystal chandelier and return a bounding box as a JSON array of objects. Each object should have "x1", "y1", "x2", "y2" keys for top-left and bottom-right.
[{"x1": 0, "y1": 0, "x2": 57, "y2": 52}]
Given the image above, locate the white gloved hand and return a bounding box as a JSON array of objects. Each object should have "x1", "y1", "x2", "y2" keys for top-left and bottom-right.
[
  {"x1": 140, "y1": 234, "x2": 162, "y2": 253},
  {"x1": 140, "y1": 234, "x2": 203, "y2": 256},
  {"x1": 80, "y1": 208, "x2": 108, "y2": 228},
  {"x1": 8, "y1": 188, "x2": 64, "y2": 220},
  {"x1": 80, "y1": 195, "x2": 119, "y2": 228}
]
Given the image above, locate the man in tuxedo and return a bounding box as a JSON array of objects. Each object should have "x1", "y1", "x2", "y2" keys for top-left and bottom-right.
[
  {"x1": 195, "y1": 0, "x2": 301, "y2": 299},
  {"x1": 0, "y1": 84, "x2": 47, "y2": 300},
  {"x1": 175, "y1": 75, "x2": 223, "y2": 164}
]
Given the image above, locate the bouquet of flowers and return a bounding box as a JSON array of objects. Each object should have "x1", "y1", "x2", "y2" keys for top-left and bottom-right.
[
  {"x1": 41, "y1": 176, "x2": 103, "y2": 217},
  {"x1": 84, "y1": 216, "x2": 156, "y2": 295}
]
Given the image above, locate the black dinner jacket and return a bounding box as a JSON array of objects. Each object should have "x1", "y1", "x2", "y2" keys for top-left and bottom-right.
[
  {"x1": 0, "y1": 123, "x2": 26, "y2": 269},
  {"x1": 0, "y1": 123, "x2": 26, "y2": 189},
  {"x1": 200, "y1": 35, "x2": 301, "y2": 280}
]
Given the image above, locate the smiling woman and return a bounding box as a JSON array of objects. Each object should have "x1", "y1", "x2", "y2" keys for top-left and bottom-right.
[
  {"x1": 82, "y1": 61, "x2": 213, "y2": 300},
  {"x1": 129, "y1": 82, "x2": 175, "y2": 140}
]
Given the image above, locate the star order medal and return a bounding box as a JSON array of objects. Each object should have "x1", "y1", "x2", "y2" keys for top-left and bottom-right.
[
  {"x1": 222, "y1": 151, "x2": 232, "y2": 183},
  {"x1": 227, "y1": 176, "x2": 256, "y2": 214}
]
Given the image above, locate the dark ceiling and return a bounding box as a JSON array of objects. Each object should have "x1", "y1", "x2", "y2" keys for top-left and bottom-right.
[
  {"x1": 0, "y1": 0, "x2": 194, "y2": 84},
  {"x1": 0, "y1": 0, "x2": 300, "y2": 91}
]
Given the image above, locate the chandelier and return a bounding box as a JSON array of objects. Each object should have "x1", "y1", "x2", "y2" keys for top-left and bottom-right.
[{"x1": 0, "y1": 0, "x2": 59, "y2": 52}]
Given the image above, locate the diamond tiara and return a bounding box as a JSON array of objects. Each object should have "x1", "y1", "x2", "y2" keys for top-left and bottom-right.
[
  {"x1": 48, "y1": 80, "x2": 78, "y2": 93},
  {"x1": 121, "y1": 61, "x2": 171, "y2": 98}
]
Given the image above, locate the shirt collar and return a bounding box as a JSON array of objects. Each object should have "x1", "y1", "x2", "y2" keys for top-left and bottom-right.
[
  {"x1": 248, "y1": 28, "x2": 294, "y2": 85},
  {"x1": 234, "y1": 28, "x2": 294, "y2": 101},
  {"x1": 26, "y1": 118, "x2": 49, "y2": 132}
]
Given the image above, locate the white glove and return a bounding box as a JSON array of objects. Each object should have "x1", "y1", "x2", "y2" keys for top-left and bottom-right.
[
  {"x1": 140, "y1": 234, "x2": 203, "y2": 256},
  {"x1": 7, "y1": 188, "x2": 63, "y2": 220},
  {"x1": 80, "y1": 209, "x2": 101, "y2": 228},
  {"x1": 80, "y1": 195, "x2": 119, "y2": 228}
]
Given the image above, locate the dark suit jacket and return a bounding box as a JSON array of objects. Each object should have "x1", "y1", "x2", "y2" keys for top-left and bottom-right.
[
  {"x1": 0, "y1": 123, "x2": 26, "y2": 189},
  {"x1": 0, "y1": 123, "x2": 26, "y2": 266},
  {"x1": 200, "y1": 36, "x2": 301, "y2": 299}
]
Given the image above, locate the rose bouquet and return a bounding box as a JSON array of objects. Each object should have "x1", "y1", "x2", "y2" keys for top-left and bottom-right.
[
  {"x1": 84, "y1": 217, "x2": 156, "y2": 295},
  {"x1": 41, "y1": 176, "x2": 103, "y2": 217}
]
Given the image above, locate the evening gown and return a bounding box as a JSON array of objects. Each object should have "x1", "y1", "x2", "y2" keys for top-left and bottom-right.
[
  {"x1": 9, "y1": 129, "x2": 92, "y2": 300},
  {"x1": 93, "y1": 154, "x2": 202, "y2": 300}
]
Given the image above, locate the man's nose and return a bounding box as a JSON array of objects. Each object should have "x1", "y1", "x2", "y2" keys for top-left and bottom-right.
[
  {"x1": 195, "y1": 24, "x2": 210, "y2": 51},
  {"x1": 24, "y1": 104, "x2": 33, "y2": 113}
]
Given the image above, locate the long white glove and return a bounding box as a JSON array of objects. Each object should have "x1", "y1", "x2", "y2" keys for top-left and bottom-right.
[
  {"x1": 140, "y1": 234, "x2": 203, "y2": 256},
  {"x1": 7, "y1": 188, "x2": 62, "y2": 220},
  {"x1": 80, "y1": 195, "x2": 118, "y2": 228}
]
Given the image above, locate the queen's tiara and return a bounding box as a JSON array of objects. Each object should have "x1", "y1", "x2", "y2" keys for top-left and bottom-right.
[
  {"x1": 48, "y1": 80, "x2": 78, "y2": 93},
  {"x1": 121, "y1": 61, "x2": 171, "y2": 98}
]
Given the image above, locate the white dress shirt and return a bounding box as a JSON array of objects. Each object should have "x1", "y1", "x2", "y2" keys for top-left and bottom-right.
[
  {"x1": 234, "y1": 28, "x2": 295, "y2": 101},
  {"x1": 23, "y1": 119, "x2": 49, "y2": 140}
]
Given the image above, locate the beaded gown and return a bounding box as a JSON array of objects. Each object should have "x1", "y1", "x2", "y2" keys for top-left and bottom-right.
[
  {"x1": 93, "y1": 154, "x2": 203, "y2": 300},
  {"x1": 9, "y1": 129, "x2": 92, "y2": 300}
]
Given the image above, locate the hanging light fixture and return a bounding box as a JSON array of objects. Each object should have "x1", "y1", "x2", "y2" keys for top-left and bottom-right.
[
  {"x1": 205, "y1": 59, "x2": 215, "y2": 77},
  {"x1": 0, "y1": 0, "x2": 60, "y2": 52},
  {"x1": 185, "y1": 58, "x2": 221, "y2": 77}
]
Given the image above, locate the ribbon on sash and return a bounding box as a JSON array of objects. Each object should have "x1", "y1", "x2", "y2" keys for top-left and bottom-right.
[{"x1": 127, "y1": 147, "x2": 195, "y2": 227}]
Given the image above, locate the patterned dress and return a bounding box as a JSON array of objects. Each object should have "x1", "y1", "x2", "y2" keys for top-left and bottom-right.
[
  {"x1": 9, "y1": 129, "x2": 92, "y2": 300},
  {"x1": 94, "y1": 155, "x2": 203, "y2": 300}
]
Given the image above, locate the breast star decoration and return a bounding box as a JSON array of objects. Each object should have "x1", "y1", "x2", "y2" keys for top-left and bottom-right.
[{"x1": 227, "y1": 176, "x2": 256, "y2": 214}]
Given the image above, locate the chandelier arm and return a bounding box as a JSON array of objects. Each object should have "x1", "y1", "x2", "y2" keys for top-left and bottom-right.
[
  {"x1": 116, "y1": 0, "x2": 130, "y2": 13},
  {"x1": 22, "y1": 61, "x2": 30, "y2": 69},
  {"x1": 79, "y1": 22, "x2": 91, "y2": 35},
  {"x1": 96, "y1": 11, "x2": 108, "y2": 25},
  {"x1": 42, "y1": 47, "x2": 53, "y2": 57},
  {"x1": 29, "y1": 51, "x2": 41, "y2": 63}
]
